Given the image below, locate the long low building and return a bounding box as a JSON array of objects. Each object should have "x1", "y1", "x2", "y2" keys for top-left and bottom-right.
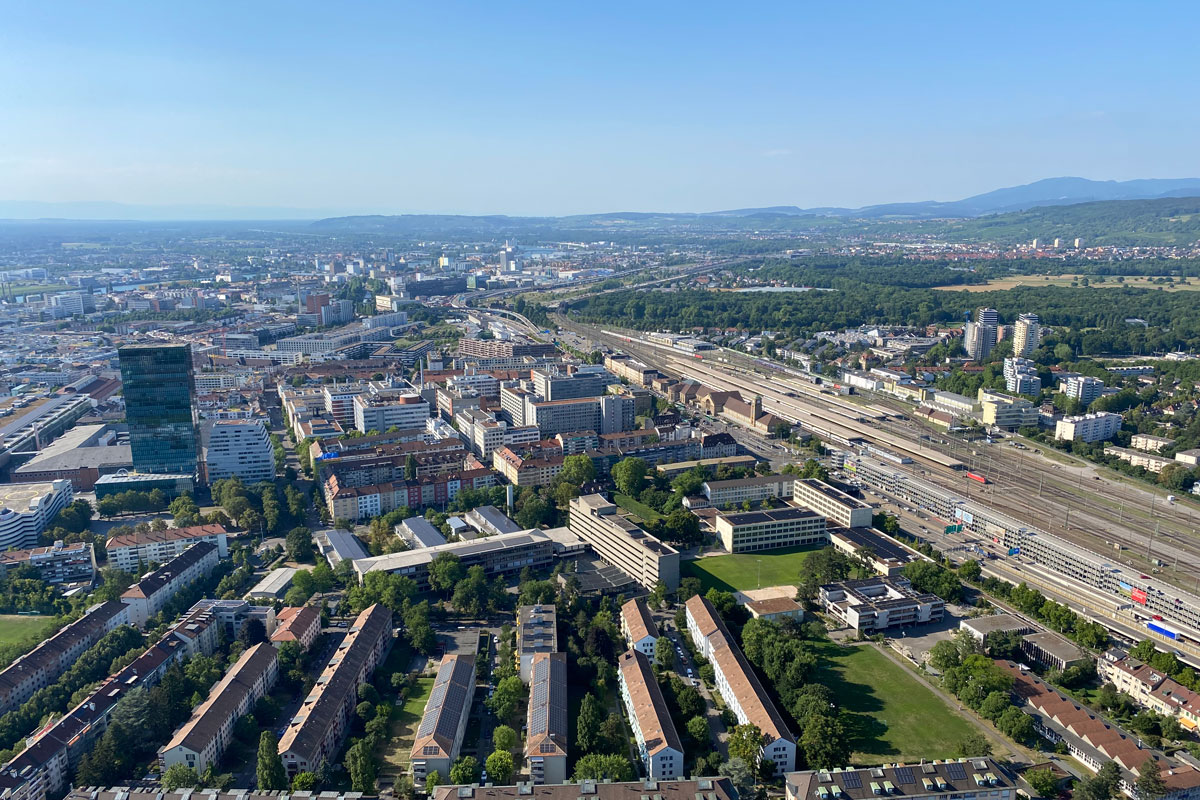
[
  {"x1": 819, "y1": 576, "x2": 944, "y2": 634},
  {"x1": 684, "y1": 595, "x2": 796, "y2": 772},
  {"x1": 792, "y1": 478, "x2": 874, "y2": 528},
  {"x1": 620, "y1": 597, "x2": 659, "y2": 658},
  {"x1": 106, "y1": 524, "x2": 230, "y2": 572},
  {"x1": 525, "y1": 652, "x2": 568, "y2": 785},
  {"x1": 158, "y1": 642, "x2": 279, "y2": 773},
  {"x1": 278, "y1": 604, "x2": 392, "y2": 778},
  {"x1": 120, "y1": 543, "x2": 220, "y2": 627},
  {"x1": 617, "y1": 650, "x2": 684, "y2": 780},
  {"x1": 433, "y1": 779, "x2": 736, "y2": 800},
  {"x1": 568, "y1": 495, "x2": 679, "y2": 591},
  {"x1": 410, "y1": 653, "x2": 477, "y2": 782},
  {"x1": 0, "y1": 601, "x2": 128, "y2": 716},
  {"x1": 714, "y1": 506, "x2": 827, "y2": 554},
  {"x1": 703, "y1": 475, "x2": 794, "y2": 508},
  {"x1": 786, "y1": 759, "x2": 1014, "y2": 800},
  {"x1": 352, "y1": 529, "x2": 556, "y2": 588}
]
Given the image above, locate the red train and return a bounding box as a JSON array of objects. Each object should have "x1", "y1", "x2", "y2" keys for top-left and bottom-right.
[{"x1": 966, "y1": 471, "x2": 989, "y2": 485}]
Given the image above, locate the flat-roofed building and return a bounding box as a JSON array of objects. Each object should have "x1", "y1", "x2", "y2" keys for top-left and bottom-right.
[
  {"x1": 278, "y1": 604, "x2": 392, "y2": 777},
  {"x1": 465, "y1": 505, "x2": 522, "y2": 537},
  {"x1": 568, "y1": 495, "x2": 679, "y2": 591},
  {"x1": 827, "y1": 526, "x2": 925, "y2": 577},
  {"x1": 785, "y1": 758, "x2": 1015, "y2": 800},
  {"x1": 620, "y1": 597, "x2": 659, "y2": 657},
  {"x1": 959, "y1": 614, "x2": 1034, "y2": 644},
  {"x1": 0, "y1": 541, "x2": 96, "y2": 586},
  {"x1": 247, "y1": 567, "x2": 297, "y2": 600},
  {"x1": 1056, "y1": 412, "x2": 1122, "y2": 443},
  {"x1": 158, "y1": 642, "x2": 279, "y2": 773},
  {"x1": 684, "y1": 595, "x2": 796, "y2": 771},
  {"x1": 715, "y1": 506, "x2": 827, "y2": 553},
  {"x1": 432, "y1": 779, "x2": 736, "y2": 800},
  {"x1": 617, "y1": 650, "x2": 684, "y2": 780},
  {"x1": 792, "y1": 478, "x2": 873, "y2": 529},
  {"x1": 121, "y1": 543, "x2": 220, "y2": 627},
  {"x1": 315, "y1": 527, "x2": 369, "y2": 568},
  {"x1": 106, "y1": 524, "x2": 229, "y2": 572},
  {"x1": 270, "y1": 606, "x2": 321, "y2": 652},
  {"x1": 819, "y1": 576, "x2": 944, "y2": 634},
  {"x1": 410, "y1": 654, "x2": 477, "y2": 781},
  {"x1": 352, "y1": 530, "x2": 555, "y2": 589},
  {"x1": 525, "y1": 652, "x2": 568, "y2": 784},
  {"x1": 1021, "y1": 631, "x2": 1089, "y2": 672},
  {"x1": 703, "y1": 475, "x2": 793, "y2": 508},
  {"x1": 0, "y1": 481, "x2": 73, "y2": 551},
  {"x1": 1132, "y1": 434, "x2": 1175, "y2": 453},
  {"x1": 399, "y1": 516, "x2": 448, "y2": 549},
  {"x1": 517, "y1": 604, "x2": 557, "y2": 683},
  {"x1": 1104, "y1": 446, "x2": 1175, "y2": 473}
]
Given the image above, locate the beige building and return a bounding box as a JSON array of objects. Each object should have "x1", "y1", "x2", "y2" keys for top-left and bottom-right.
[
  {"x1": 568, "y1": 495, "x2": 680, "y2": 590},
  {"x1": 978, "y1": 390, "x2": 1039, "y2": 430},
  {"x1": 617, "y1": 650, "x2": 684, "y2": 780},
  {"x1": 703, "y1": 475, "x2": 793, "y2": 507},
  {"x1": 714, "y1": 506, "x2": 827, "y2": 553},
  {"x1": 620, "y1": 597, "x2": 659, "y2": 657},
  {"x1": 792, "y1": 478, "x2": 873, "y2": 528},
  {"x1": 1131, "y1": 434, "x2": 1175, "y2": 453},
  {"x1": 106, "y1": 524, "x2": 230, "y2": 572}
]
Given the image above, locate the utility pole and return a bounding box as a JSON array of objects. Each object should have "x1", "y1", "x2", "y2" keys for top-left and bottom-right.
[{"x1": 1147, "y1": 523, "x2": 1158, "y2": 562}]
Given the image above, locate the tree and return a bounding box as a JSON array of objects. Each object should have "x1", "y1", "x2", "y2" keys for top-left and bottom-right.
[
  {"x1": 559, "y1": 455, "x2": 596, "y2": 486},
  {"x1": 485, "y1": 750, "x2": 515, "y2": 784},
  {"x1": 801, "y1": 714, "x2": 850, "y2": 770},
  {"x1": 428, "y1": 552, "x2": 464, "y2": 593},
  {"x1": 955, "y1": 731, "x2": 992, "y2": 758},
  {"x1": 487, "y1": 675, "x2": 525, "y2": 721},
  {"x1": 687, "y1": 715, "x2": 710, "y2": 744},
  {"x1": 450, "y1": 756, "x2": 481, "y2": 785},
  {"x1": 1135, "y1": 758, "x2": 1167, "y2": 800},
  {"x1": 1026, "y1": 768, "x2": 1060, "y2": 799},
  {"x1": 1078, "y1": 762, "x2": 1121, "y2": 800},
  {"x1": 928, "y1": 639, "x2": 963, "y2": 671},
  {"x1": 577, "y1": 692, "x2": 604, "y2": 753},
  {"x1": 493, "y1": 724, "x2": 518, "y2": 753},
  {"x1": 612, "y1": 457, "x2": 649, "y2": 496},
  {"x1": 291, "y1": 773, "x2": 319, "y2": 792},
  {"x1": 239, "y1": 617, "x2": 267, "y2": 646},
  {"x1": 727, "y1": 723, "x2": 765, "y2": 775},
  {"x1": 958, "y1": 559, "x2": 982, "y2": 582},
  {"x1": 572, "y1": 753, "x2": 634, "y2": 782},
  {"x1": 654, "y1": 637, "x2": 675, "y2": 671},
  {"x1": 426, "y1": 771, "x2": 442, "y2": 794},
  {"x1": 257, "y1": 731, "x2": 287, "y2": 790},
  {"x1": 719, "y1": 757, "x2": 754, "y2": 797},
  {"x1": 162, "y1": 764, "x2": 202, "y2": 791},
  {"x1": 286, "y1": 527, "x2": 315, "y2": 562}
]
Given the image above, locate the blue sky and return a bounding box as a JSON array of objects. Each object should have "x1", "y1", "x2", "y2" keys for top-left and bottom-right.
[{"x1": 1, "y1": 1, "x2": 1197, "y2": 216}]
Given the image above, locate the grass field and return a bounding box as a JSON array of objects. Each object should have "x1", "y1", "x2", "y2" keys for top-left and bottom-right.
[
  {"x1": 614, "y1": 493, "x2": 665, "y2": 523},
  {"x1": 934, "y1": 274, "x2": 1200, "y2": 292},
  {"x1": 0, "y1": 615, "x2": 49, "y2": 646},
  {"x1": 680, "y1": 545, "x2": 819, "y2": 593},
  {"x1": 814, "y1": 641, "x2": 978, "y2": 764},
  {"x1": 378, "y1": 675, "x2": 435, "y2": 775}
]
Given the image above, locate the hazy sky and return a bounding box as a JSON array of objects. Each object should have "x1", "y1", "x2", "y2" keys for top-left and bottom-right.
[{"x1": 2, "y1": 1, "x2": 1198, "y2": 216}]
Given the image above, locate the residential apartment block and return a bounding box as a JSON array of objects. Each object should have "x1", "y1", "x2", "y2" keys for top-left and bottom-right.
[
  {"x1": 433, "y1": 780, "x2": 734, "y2": 800},
  {"x1": 617, "y1": 650, "x2": 684, "y2": 780},
  {"x1": 410, "y1": 654, "x2": 477, "y2": 781},
  {"x1": 786, "y1": 759, "x2": 1014, "y2": 800},
  {"x1": 0, "y1": 541, "x2": 96, "y2": 586},
  {"x1": 200, "y1": 419, "x2": 274, "y2": 484},
  {"x1": 568, "y1": 495, "x2": 680, "y2": 591},
  {"x1": 517, "y1": 604, "x2": 557, "y2": 683},
  {"x1": 525, "y1": 652, "x2": 568, "y2": 785},
  {"x1": 106, "y1": 524, "x2": 229, "y2": 572},
  {"x1": 684, "y1": 595, "x2": 796, "y2": 772},
  {"x1": 1055, "y1": 412, "x2": 1122, "y2": 443},
  {"x1": 270, "y1": 606, "x2": 321, "y2": 652},
  {"x1": 278, "y1": 604, "x2": 392, "y2": 777},
  {"x1": 120, "y1": 543, "x2": 221, "y2": 627},
  {"x1": 159, "y1": 643, "x2": 279, "y2": 773},
  {"x1": 620, "y1": 597, "x2": 659, "y2": 658}
]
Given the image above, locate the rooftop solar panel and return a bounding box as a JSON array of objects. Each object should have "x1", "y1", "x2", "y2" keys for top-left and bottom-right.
[
  {"x1": 945, "y1": 763, "x2": 967, "y2": 781},
  {"x1": 894, "y1": 768, "x2": 915, "y2": 785},
  {"x1": 841, "y1": 773, "x2": 862, "y2": 790}
]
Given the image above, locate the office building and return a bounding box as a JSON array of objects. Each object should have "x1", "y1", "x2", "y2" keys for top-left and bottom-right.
[
  {"x1": 322, "y1": 384, "x2": 368, "y2": 427},
  {"x1": 106, "y1": 524, "x2": 229, "y2": 572},
  {"x1": 1013, "y1": 313, "x2": 1042, "y2": 357},
  {"x1": 457, "y1": 338, "x2": 558, "y2": 360},
  {"x1": 525, "y1": 652, "x2": 568, "y2": 785},
  {"x1": 568, "y1": 495, "x2": 680, "y2": 591},
  {"x1": 702, "y1": 475, "x2": 793, "y2": 507},
  {"x1": 1062, "y1": 375, "x2": 1105, "y2": 407},
  {"x1": 785, "y1": 759, "x2": 1014, "y2": 800},
  {"x1": 0, "y1": 481, "x2": 73, "y2": 551},
  {"x1": 278, "y1": 604, "x2": 392, "y2": 777},
  {"x1": 1003, "y1": 357, "x2": 1042, "y2": 396},
  {"x1": 532, "y1": 366, "x2": 615, "y2": 401},
  {"x1": 684, "y1": 595, "x2": 796, "y2": 772},
  {"x1": 353, "y1": 392, "x2": 430, "y2": 433},
  {"x1": 0, "y1": 601, "x2": 128, "y2": 716},
  {"x1": 818, "y1": 576, "x2": 944, "y2": 633},
  {"x1": 792, "y1": 478, "x2": 873, "y2": 528},
  {"x1": 200, "y1": 419, "x2": 274, "y2": 484},
  {"x1": 465, "y1": 505, "x2": 522, "y2": 537},
  {"x1": 399, "y1": 516, "x2": 448, "y2": 549},
  {"x1": 120, "y1": 543, "x2": 220, "y2": 627},
  {"x1": 409, "y1": 654, "x2": 477, "y2": 782},
  {"x1": 118, "y1": 343, "x2": 200, "y2": 476},
  {"x1": 1055, "y1": 412, "x2": 1122, "y2": 443},
  {"x1": 620, "y1": 597, "x2": 659, "y2": 658},
  {"x1": 352, "y1": 529, "x2": 556, "y2": 588},
  {"x1": 978, "y1": 390, "x2": 1039, "y2": 430},
  {"x1": 158, "y1": 643, "x2": 279, "y2": 773},
  {"x1": 517, "y1": 604, "x2": 557, "y2": 683},
  {"x1": 714, "y1": 506, "x2": 827, "y2": 554},
  {"x1": 0, "y1": 541, "x2": 96, "y2": 586},
  {"x1": 617, "y1": 650, "x2": 684, "y2": 780}
]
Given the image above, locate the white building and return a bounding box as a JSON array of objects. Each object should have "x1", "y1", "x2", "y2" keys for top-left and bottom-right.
[
  {"x1": 792, "y1": 478, "x2": 873, "y2": 528},
  {"x1": 120, "y1": 543, "x2": 221, "y2": 627},
  {"x1": 1013, "y1": 313, "x2": 1043, "y2": 357},
  {"x1": 353, "y1": 393, "x2": 430, "y2": 433},
  {"x1": 1055, "y1": 412, "x2": 1122, "y2": 443},
  {"x1": 620, "y1": 597, "x2": 659, "y2": 658},
  {"x1": 617, "y1": 650, "x2": 684, "y2": 780},
  {"x1": 0, "y1": 481, "x2": 73, "y2": 551},
  {"x1": 1003, "y1": 357, "x2": 1042, "y2": 396},
  {"x1": 106, "y1": 524, "x2": 230, "y2": 572},
  {"x1": 1062, "y1": 375, "x2": 1105, "y2": 407},
  {"x1": 201, "y1": 418, "x2": 274, "y2": 484}
]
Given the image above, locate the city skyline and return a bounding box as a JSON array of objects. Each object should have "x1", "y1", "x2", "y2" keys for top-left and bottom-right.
[{"x1": 2, "y1": 2, "x2": 1199, "y2": 216}]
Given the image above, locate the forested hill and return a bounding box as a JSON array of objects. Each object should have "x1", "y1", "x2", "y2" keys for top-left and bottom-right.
[{"x1": 564, "y1": 283, "x2": 1200, "y2": 356}]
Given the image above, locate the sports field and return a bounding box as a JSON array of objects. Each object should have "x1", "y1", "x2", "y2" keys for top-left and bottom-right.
[
  {"x1": 680, "y1": 545, "x2": 818, "y2": 592},
  {"x1": 378, "y1": 675, "x2": 435, "y2": 775},
  {"x1": 0, "y1": 615, "x2": 50, "y2": 646},
  {"x1": 814, "y1": 641, "x2": 979, "y2": 764}
]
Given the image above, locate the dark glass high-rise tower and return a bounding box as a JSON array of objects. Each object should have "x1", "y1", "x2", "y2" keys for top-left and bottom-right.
[{"x1": 118, "y1": 343, "x2": 199, "y2": 476}]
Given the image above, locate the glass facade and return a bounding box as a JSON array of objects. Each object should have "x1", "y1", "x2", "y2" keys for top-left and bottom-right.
[{"x1": 118, "y1": 343, "x2": 200, "y2": 476}]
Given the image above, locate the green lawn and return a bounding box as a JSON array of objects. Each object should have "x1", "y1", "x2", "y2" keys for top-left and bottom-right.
[
  {"x1": 0, "y1": 615, "x2": 50, "y2": 646},
  {"x1": 680, "y1": 545, "x2": 819, "y2": 592},
  {"x1": 614, "y1": 493, "x2": 665, "y2": 523},
  {"x1": 378, "y1": 676, "x2": 435, "y2": 775},
  {"x1": 813, "y1": 641, "x2": 979, "y2": 764}
]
